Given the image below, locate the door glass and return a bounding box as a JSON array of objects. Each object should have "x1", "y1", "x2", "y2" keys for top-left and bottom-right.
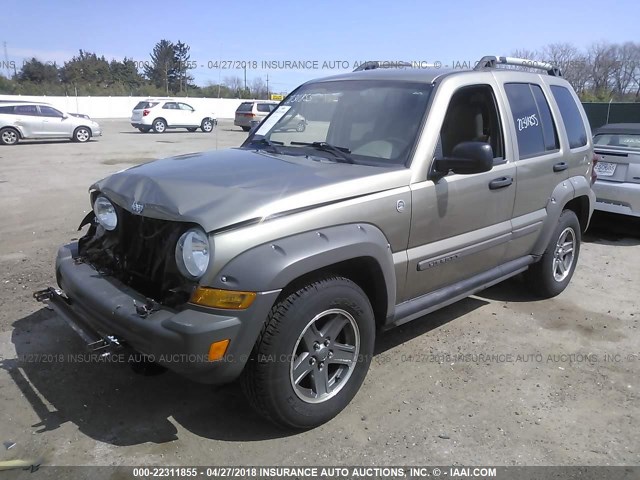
[
  {"x1": 439, "y1": 84, "x2": 504, "y2": 161},
  {"x1": 39, "y1": 106, "x2": 63, "y2": 117}
]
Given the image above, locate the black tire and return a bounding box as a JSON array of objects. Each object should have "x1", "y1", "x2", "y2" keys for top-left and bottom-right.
[
  {"x1": 201, "y1": 118, "x2": 214, "y2": 133},
  {"x1": 152, "y1": 118, "x2": 166, "y2": 133},
  {"x1": 296, "y1": 121, "x2": 306, "y2": 132},
  {"x1": 241, "y1": 126, "x2": 251, "y2": 132},
  {"x1": 138, "y1": 127, "x2": 151, "y2": 133},
  {"x1": 73, "y1": 126, "x2": 91, "y2": 143},
  {"x1": 525, "y1": 210, "x2": 581, "y2": 298},
  {"x1": 242, "y1": 276, "x2": 375, "y2": 429},
  {"x1": 187, "y1": 127, "x2": 198, "y2": 132},
  {"x1": 0, "y1": 127, "x2": 19, "y2": 145}
]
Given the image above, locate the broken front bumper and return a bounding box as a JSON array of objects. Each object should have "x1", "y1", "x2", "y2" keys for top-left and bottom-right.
[{"x1": 36, "y1": 242, "x2": 280, "y2": 384}]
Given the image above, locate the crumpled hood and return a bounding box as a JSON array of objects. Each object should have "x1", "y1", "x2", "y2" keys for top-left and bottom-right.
[{"x1": 93, "y1": 148, "x2": 408, "y2": 232}]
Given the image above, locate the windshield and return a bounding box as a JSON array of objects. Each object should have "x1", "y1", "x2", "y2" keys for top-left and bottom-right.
[
  {"x1": 244, "y1": 80, "x2": 432, "y2": 165},
  {"x1": 594, "y1": 133, "x2": 640, "y2": 149}
]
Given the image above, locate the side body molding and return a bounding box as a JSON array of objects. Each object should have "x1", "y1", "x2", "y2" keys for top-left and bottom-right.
[{"x1": 210, "y1": 223, "x2": 397, "y2": 318}]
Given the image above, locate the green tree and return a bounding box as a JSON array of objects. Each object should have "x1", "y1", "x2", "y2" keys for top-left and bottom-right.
[
  {"x1": 18, "y1": 58, "x2": 60, "y2": 84},
  {"x1": 144, "y1": 40, "x2": 175, "y2": 95},
  {"x1": 173, "y1": 41, "x2": 194, "y2": 94}
]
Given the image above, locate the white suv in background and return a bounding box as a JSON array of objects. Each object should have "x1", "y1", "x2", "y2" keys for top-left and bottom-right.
[{"x1": 130, "y1": 99, "x2": 217, "y2": 133}]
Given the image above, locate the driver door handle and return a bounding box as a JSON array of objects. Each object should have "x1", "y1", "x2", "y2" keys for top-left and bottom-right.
[
  {"x1": 489, "y1": 176, "x2": 513, "y2": 190},
  {"x1": 553, "y1": 162, "x2": 568, "y2": 172}
]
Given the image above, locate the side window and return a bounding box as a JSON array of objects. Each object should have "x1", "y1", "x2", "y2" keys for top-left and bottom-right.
[
  {"x1": 530, "y1": 86, "x2": 559, "y2": 151},
  {"x1": 256, "y1": 103, "x2": 272, "y2": 113},
  {"x1": 504, "y1": 83, "x2": 556, "y2": 158},
  {"x1": 39, "y1": 106, "x2": 63, "y2": 117},
  {"x1": 178, "y1": 103, "x2": 193, "y2": 111},
  {"x1": 14, "y1": 105, "x2": 39, "y2": 115},
  {"x1": 162, "y1": 102, "x2": 178, "y2": 110},
  {"x1": 0, "y1": 106, "x2": 13, "y2": 114},
  {"x1": 268, "y1": 104, "x2": 278, "y2": 112},
  {"x1": 550, "y1": 85, "x2": 588, "y2": 149},
  {"x1": 439, "y1": 85, "x2": 504, "y2": 160}
]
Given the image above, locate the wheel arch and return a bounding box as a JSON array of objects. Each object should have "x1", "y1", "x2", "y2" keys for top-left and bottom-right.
[
  {"x1": 1, "y1": 125, "x2": 23, "y2": 139},
  {"x1": 209, "y1": 224, "x2": 396, "y2": 324}
]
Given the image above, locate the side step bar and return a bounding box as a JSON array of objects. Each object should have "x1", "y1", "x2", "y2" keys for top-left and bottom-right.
[{"x1": 33, "y1": 287, "x2": 123, "y2": 356}]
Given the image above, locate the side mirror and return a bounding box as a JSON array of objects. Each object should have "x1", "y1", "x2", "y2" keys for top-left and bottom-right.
[
  {"x1": 61, "y1": 113, "x2": 69, "y2": 119},
  {"x1": 434, "y1": 141, "x2": 494, "y2": 175}
]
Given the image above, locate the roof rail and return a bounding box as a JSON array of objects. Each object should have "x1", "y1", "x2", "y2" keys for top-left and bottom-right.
[
  {"x1": 353, "y1": 61, "x2": 413, "y2": 72},
  {"x1": 474, "y1": 56, "x2": 562, "y2": 77}
]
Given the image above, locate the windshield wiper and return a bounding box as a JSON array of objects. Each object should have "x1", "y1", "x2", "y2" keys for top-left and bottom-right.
[
  {"x1": 290, "y1": 141, "x2": 354, "y2": 164},
  {"x1": 247, "y1": 137, "x2": 284, "y2": 154}
]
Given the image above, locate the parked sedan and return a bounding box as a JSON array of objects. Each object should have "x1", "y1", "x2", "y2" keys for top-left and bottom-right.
[
  {"x1": 0, "y1": 103, "x2": 101, "y2": 145},
  {"x1": 592, "y1": 123, "x2": 640, "y2": 217}
]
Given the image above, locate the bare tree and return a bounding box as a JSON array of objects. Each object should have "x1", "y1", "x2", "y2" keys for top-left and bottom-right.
[
  {"x1": 587, "y1": 42, "x2": 617, "y2": 94},
  {"x1": 610, "y1": 42, "x2": 640, "y2": 96},
  {"x1": 541, "y1": 43, "x2": 589, "y2": 93},
  {"x1": 250, "y1": 77, "x2": 267, "y2": 99}
]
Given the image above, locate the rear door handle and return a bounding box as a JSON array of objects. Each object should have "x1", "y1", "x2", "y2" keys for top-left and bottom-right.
[
  {"x1": 553, "y1": 162, "x2": 568, "y2": 172},
  {"x1": 489, "y1": 176, "x2": 513, "y2": 190}
]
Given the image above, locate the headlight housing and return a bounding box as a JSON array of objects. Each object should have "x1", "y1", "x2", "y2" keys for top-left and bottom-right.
[
  {"x1": 93, "y1": 195, "x2": 118, "y2": 231},
  {"x1": 175, "y1": 227, "x2": 210, "y2": 279}
]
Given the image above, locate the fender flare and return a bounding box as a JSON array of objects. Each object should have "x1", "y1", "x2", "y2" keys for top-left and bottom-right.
[
  {"x1": 531, "y1": 176, "x2": 594, "y2": 255},
  {"x1": 210, "y1": 223, "x2": 397, "y2": 318}
]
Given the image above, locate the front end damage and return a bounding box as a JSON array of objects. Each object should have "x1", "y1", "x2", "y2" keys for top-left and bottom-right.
[{"x1": 34, "y1": 199, "x2": 281, "y2": 385}]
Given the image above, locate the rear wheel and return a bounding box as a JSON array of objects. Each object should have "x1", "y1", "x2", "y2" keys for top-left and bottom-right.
[
  {"x1": 201, "y1": 118, "x2": 214, "y2": 133},
  {"x1": 73, "y1": 127, "x2": 91, "y2": 143},
  {"x1": 296, "y1": 121, "x2": 306, "y2": 132},
  {"x1": 138, "y1": 127, "x2": 150, "y2": 133},
  {"x1": 242, "y1": 276, "x2": 375, "y2": 429},
  {"x1": 241, "y1": 126, "x2": 251, "y2": 132},
  {"x1": 0, "y1": 127, "x2": 19, "y2": 145},
  {"x1": 152, "y1": 118, "x2": 166, "y2": 133},
  {"x1": 525, "y1": 210, "x2": 581, "y2": 298}
]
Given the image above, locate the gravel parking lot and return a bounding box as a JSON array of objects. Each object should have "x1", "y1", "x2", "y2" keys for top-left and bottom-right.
[{"x1": 0, "y1": 120, "x2": 638, "y2": 467}]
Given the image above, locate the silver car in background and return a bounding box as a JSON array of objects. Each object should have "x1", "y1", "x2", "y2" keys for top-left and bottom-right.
[
  {"x1": 0, "y1": 102, "x2": 102, "y2": 145},
  {"x1": 592, "y1": 123, "x2": 640, "y2": 217}
]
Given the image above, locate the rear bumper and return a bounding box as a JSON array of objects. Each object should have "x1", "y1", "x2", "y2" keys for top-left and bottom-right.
[
  {"x1": 593, "y1": 180, "x2": 640, "y2": 217},
  {"x1": 43, "y1": 242, "x2": 280, "y2": 384},
  {"x1": 130, "y1": 122, "x2": 149, "y2": 129}
]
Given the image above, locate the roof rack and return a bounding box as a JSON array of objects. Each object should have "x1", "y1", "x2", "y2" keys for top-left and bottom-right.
[
  {"x1": 353, "y1": 61, "x2": 413, "y2": 72},
  {"x1": 474, "y1": 56, "x2": 562, "y2": 77}
]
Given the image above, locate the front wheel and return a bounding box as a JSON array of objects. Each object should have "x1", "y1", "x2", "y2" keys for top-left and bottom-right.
[
  {"x1": 73, "y1": 127, "x2": 91, "y2": 143},
  {"x1": 525, "y1": 210, "x2": 581, "y2": 298},
  {"x1": 201, "y1": 118, "x2": 214, "y2": 133},
  {"x1": 242, "y1": 276, "x2": 375, "y2": 429},
  {"x1": 152, "y1": 118, "x2": 166, "y2": 133}
]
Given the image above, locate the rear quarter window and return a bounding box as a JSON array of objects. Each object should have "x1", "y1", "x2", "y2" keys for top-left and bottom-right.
[
  {"x1": 134, "y1": 101, "x2": 159, "y2": 109},
  {"x1": 550, "y1": 85, "x2": 588, "y2": 149},
  {"x1": 256, "y1": 103, "x2": 272, "y2": 113},
  {"x1": 0, "y1": 106, "x2": 14, "y2": 114}
]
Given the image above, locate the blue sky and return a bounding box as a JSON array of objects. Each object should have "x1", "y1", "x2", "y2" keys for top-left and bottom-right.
[{"x1": 2, "y1": 0, "x2": 636, "y2": 93}]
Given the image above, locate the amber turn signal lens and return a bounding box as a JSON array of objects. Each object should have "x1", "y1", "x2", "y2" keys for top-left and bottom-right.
[
  {"x1": 208, "y1": 339, "x2": 230, "y2": 361},
  {"x1": 190, "y1": 287, "x2": 257, "y2": 310}
]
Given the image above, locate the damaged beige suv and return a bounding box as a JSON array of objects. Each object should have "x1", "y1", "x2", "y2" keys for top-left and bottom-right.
[{"x1": 36, "y1": 56, "x2": 596, "y2": 429}]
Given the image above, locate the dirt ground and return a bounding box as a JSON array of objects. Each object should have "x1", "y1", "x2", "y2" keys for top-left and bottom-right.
[{"x1": 0, "y1": 120, "x2": 638, "y2": 468}]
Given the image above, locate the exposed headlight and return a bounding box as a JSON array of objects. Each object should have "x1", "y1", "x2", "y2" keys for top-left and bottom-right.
[
  {"x1": 93, "y1": 195, "x2": 118, "y2": 231},
  {"x1": 175, "y1": 227, "x2": 210, "y2": 279}
]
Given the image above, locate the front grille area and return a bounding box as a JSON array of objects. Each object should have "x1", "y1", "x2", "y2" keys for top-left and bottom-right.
[{"x1": 78, "y1": 206, "x2": 193, "y2": 306}]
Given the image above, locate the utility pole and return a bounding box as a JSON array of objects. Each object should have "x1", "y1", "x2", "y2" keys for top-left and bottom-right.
[
  {"x1": 3, "y1": 41, "x2": 10, "y2": 78},
  {"x1": 266, "y1": 74, "x2": 269, "y2": 99},
  {"x1": 243, "y1": 65, "x2": 247, "y2": 93}
]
